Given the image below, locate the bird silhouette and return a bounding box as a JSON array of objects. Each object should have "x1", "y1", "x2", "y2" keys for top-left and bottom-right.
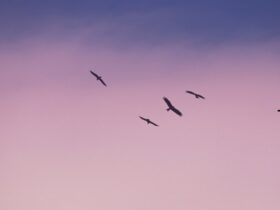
[
  {"x1": 278, "y1": 110, "x2": 280, "y2": 112},
  {"x1": 90, "y1": 70, "x2": 107, "y2": 86},
  {"x1": 186, "y1": 90, "x2": 205, "y2": 99},
  {"x1": 139, "y1": 116, "x2": 159, "y2": 126},
  {"x1": 163, "y1": 97, "x2": 183, "y2": 116}
]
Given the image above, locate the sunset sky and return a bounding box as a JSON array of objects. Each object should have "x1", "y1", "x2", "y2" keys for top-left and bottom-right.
[{"x1": 1, "y1": 1, "x2": 280, "y2": 210}]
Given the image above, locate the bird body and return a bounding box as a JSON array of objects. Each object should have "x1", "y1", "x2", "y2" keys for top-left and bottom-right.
[
  {"x1": 139, "y1": 116, "x2": 159, "y2": 126},
  {"x1": 90, "y1": 70, "x2": 107, "y2": 86},
  {"x1": 186, "y1": 90, "x2": 205, "y2": 99},
  {"x1": 163, "y1": 97, "x2": 183, "y2": 116}
]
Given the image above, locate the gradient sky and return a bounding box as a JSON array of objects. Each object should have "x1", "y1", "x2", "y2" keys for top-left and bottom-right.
[{"x1": 1, "y1": 1, "x2": 280, "y2": 210}]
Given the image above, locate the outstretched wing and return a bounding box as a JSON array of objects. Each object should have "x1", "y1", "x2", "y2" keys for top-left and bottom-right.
[
  {"x1": 139, "y1": 116, "x2": 147, "y2": 121},
  {"x1": 171, "y1": 107, "x2": 183, "y2": 116},
  {"x1": 186, "y1": 90, "x2": 195, "y2": 95},
  {"x1": 99, "y1": 78, "x2": 107, "y2": 87},
  {"x1": 90, "y1": 70, "x2": 98, "y2": 78},
  {"x1": 150, "y1": 121, "x2": 159, "y2": 126},
  {"x1": 163, "y1": 97, "x2": 173, "y2": 108},
  {"x1": 197, "y1": 94, "x2": 205, "y2": 99}
]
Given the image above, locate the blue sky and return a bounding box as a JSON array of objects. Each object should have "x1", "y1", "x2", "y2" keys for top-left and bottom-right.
[{"x1": 1, "y1": 0, "x2": 280, "y2": 45}]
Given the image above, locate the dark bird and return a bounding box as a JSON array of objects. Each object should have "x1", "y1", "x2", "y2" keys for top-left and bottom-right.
[
  {"x1": 278, "y1": 110, "x2": 280, "y2": 112},
  {"x1": 139, "y1": 116, "x2": 159, "y2": 126},
  {"x1": 90, "y1": 70, "x2": 107, "y2": 86},
  {"x1": 186, "y1": 90, "x2": 205, "y2": 99},
  {"x1": 163, "y1": 97, "x2": 183, "y2": 116}
]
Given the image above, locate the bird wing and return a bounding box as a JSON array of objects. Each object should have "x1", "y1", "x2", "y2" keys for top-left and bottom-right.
[
  {"x1": 163, "y1": 97, "x2": 173, "y2": 108},
  {"x1": 139, "y1": 116, "x2": 147, "y2": 121},
  {"x1": 150, "y1": 121, "x2": 159, "y2": 126},
  {"x1": 90, "y1": 70, "x2": 99, "y2": 78},
  {"x1": 171, "y1": 107, "x2": 183, "y2": 116},
  {"x1": 198, "y1": 94, "x2": 205, "y2": 99},
  {"x1": 99, "y1": 78, "x2": 107, "y2": 86},
  {"x1": 186, "y1": 90, "x2": 195, "y2": 95}
]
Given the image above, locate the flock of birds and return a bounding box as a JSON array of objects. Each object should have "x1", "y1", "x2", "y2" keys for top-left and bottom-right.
[
  {"x1": 91, "y1": 70, "x2": 280, "y2": 126},
  {"x1": 91, "y1": 69, "x2": 280, "y2": 125},
  {"x1": 90, "y1": 70, "x2": 207, "y2": 127}
]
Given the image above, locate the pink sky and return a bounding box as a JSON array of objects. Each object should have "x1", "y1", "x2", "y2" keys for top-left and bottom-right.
[{"x1": 1, "y1": 37, "x2": 280, "y2": 210}]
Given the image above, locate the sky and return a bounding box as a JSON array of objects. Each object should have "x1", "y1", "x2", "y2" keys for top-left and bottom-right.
[{"x1": 1, "y1": 1, "x2": 280, "y2": 210}]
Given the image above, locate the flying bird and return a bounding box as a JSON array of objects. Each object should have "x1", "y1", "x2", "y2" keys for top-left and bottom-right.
[
  {"x1": 90, "y1": 70, "x2": 107, "y2": 86},
  {"x1": 139, "y1": 116, "x2": 159, "y2": 126},
  {"x1": 278, "y1": 110, "x2": 280, "y2": 112},
  {"x1": 163, "y1": 97, "x2": 183, "y2": 116},
  {"x1": 186, "y1": 90, "x2": 205, "y2": 99}
]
